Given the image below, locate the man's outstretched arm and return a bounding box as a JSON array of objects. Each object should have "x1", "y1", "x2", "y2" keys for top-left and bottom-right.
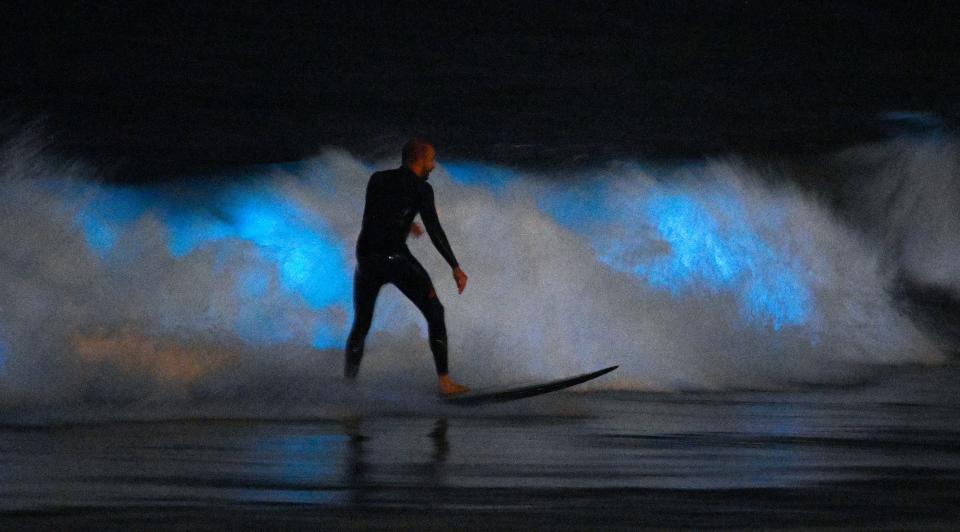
[
  {"x1": 420, "y1": 185, "x2": 459, "y2": 269},
  {"x1": 421, "y1": 185, "x2": 468, "y2": 293}
]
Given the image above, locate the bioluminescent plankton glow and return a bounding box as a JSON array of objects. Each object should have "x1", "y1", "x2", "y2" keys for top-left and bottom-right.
[
  {"x1": 72, "y1": 181, "x2": 352, "y2": 349},
  {"x1": 529, "y1": 167, "x2": 812, "y2": 331},
  {"x1": 0, "y1": 147, "x2": 940, "y2": 401},
  {"x1": 601, "y1": 191, "x2": 811, "y2": 331}
]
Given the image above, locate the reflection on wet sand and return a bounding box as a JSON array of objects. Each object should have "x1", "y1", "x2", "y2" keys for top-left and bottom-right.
[
  {"x1": 342, "y1": 416, "x2": 368, "y2": 505},
  {"x1": 3, "y1": 382, "x2": 960, "y2": 529},
  {"x1": 341, "y1": 417, "x2": 450, "y2": 506}
]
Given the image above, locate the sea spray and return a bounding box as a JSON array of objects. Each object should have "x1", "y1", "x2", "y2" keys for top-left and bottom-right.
[
  {"x1": 0, "y1": 132, "x2": 947, "y2": 415},
  {"x1": 836, "y1": 136, "x2": 960, "y2": 294}
]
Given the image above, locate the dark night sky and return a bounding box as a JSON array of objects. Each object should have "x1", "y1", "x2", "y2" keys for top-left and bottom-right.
[{"x1": 3, "y1": 1, "x2": 960, "y2": 179}]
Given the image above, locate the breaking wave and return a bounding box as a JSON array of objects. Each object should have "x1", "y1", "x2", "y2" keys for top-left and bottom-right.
[{"x1": 0, "y1": 129, "x2": 953, "y2": 418}]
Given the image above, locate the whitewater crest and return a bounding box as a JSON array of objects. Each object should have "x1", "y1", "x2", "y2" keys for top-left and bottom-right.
[{"x1": 0, "y1": 131, "x2": 951, "y2": 412}]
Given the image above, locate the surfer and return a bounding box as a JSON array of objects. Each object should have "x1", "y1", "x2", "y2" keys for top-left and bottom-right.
[{"x1": 344, "y1": 139, "x2": 470, "y2": 396}]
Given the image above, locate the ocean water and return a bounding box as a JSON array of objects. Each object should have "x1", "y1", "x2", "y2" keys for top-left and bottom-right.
[
  {"x1": 2, "y1": 363, "x2": 960, "y2": 529},
  {"x1": 1, "y1": 128, "x2": 959, "y2": 528}
]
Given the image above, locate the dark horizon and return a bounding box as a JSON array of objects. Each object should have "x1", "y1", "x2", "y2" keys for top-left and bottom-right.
[{"x1": 4, "y1": 2, "x2": 960, "y2": 180}]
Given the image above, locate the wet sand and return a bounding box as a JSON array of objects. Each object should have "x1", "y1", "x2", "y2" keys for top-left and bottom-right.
[{"x1": 2, "y1": 365, "x2": 960, "y2": 530}]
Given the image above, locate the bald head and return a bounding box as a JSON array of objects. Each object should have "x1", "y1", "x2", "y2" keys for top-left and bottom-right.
[{"x1": 402, "y1": 139, "x2": 436, "y2": 179}]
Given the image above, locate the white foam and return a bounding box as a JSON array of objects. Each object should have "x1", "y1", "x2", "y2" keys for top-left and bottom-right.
[{"x1": 0, "y1": 130, "x2": 949, "y2": 418}]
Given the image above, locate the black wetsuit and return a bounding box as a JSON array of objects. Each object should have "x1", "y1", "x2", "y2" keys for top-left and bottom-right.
[{"x1": 344, "y1": 166, "x2": 459, "y2": 378}]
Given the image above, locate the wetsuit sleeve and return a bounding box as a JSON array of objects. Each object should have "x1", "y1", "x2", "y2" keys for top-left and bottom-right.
[{"x1": 420, "y1": 184, "x2": 459, "y2": 269}]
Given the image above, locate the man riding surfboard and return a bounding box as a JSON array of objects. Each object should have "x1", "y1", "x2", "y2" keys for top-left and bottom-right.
[{"x1": 344, "y1": 139, "x2": 470, "y2": 396}]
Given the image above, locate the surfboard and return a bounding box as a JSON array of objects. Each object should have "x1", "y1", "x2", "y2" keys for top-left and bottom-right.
[{"x1": 444, "y1": 365, "x2": 618, "y2": 406}]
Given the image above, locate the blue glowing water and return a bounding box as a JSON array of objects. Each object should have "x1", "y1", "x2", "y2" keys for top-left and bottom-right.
[
  {"x1": 69, "y1": 160, "x2": 813, "y2": 360},
  {"x1": 253, "y1": 433, "x2": 347, "y2": 501},
  {"x1": 536, "y1": 167, "x2": 810, "y2": 331},
  {"x1": 629, "y1": 192, "x2": 810, "y2": 330},
  {"x1": 445, "y1": 162, "x2": 519, "y2": 196},
  {"x1": 73, "y1": 181, "x2": 352, "y2": 349}
]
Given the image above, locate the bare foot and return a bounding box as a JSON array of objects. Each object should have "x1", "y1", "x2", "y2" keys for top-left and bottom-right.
[{"x1": 438, "y1": 374, "x2": 470, "y2": 396}]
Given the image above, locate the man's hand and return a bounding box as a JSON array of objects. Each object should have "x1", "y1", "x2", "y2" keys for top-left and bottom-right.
[
  {"x1": 409, "y1": 222, "x2": 424, "y2": 238},
  {"x1": 453, "y1": 267, "x2": 468, "y2": 294}
]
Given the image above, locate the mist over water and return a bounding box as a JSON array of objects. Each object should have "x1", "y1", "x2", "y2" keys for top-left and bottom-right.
[
  {"x1": 838, "y1": 135, "x2": 960, "y2": 293},
  {"x1": 0, "y1": 129, "x2": 954, "y2": 417}
]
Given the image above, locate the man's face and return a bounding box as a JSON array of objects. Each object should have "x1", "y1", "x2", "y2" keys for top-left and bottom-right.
[{"x1": 422, "y1": 147, "x2": 437, "y2": 178}]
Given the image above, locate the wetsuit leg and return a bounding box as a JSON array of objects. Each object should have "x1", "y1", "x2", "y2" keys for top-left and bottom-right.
[
  {"x1": 344, "y1": 262, "x2": 384, "y2": 379},
  {"x1": 387, "y1": 254, "x2": 449, "y2": 375}
]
